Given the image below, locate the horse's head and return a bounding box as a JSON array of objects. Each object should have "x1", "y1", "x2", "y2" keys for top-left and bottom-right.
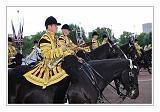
[
  {"x1": 128, "y1": 67, "x2": 139, "y2": 99},
  {"x1": 118, "y1": 66, "x2": 139, "y2": 99},
  {"x1": 128, "y1": 43, "x2": 138, "y2": 60}
]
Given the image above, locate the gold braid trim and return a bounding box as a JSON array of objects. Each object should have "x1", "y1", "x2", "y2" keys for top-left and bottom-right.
[{"x1": 23, "y1": 65, "x2": 68, "y2": 89}]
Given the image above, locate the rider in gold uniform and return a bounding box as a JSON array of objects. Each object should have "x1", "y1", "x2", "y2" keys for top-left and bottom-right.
[
  {"x1": 58, "y1": 24, "x2": 90, "y2": 54},
  {"x1": 8, "y1": 37, "x2": 17, "y2": 67},
  {"x1": 58, "y1": 24, "x2": 79, "y2": 56},
  {"x1": 24, "y1": 16, "x2": 68, "y2": 89},
  {"x1": 134, "y1": 39, "x2": 142, "y2": 57}
]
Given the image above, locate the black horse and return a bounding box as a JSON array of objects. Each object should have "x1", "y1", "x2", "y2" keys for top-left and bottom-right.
[
  {"x1": 8, "y1": 55, "x2": 139, "y2": 104},
  {"x1": 120, "y1": 43, "x2": 152, "y2": 74},
  {"x1": 76, "y1": 42, "x2": 137, "y2": 96},
  {"x1": 62, "y1": 55, "x2": 139, "y2": 103}
]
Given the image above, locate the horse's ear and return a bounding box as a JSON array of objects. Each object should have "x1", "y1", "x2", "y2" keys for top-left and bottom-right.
[{"x1": 108, "y1": 38, "x2": 114, "y2": 45}]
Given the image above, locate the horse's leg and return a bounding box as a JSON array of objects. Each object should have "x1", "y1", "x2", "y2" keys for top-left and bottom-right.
[
  {"x1": 67, "y1": 85, "x2": 93, "y2": 104},
  {"x1": 114, "y1": 78, "x2": 121, "y2": 95},
  {"x1": 8, "y1": 69, "x2": 17, "y2": 104},
  {"x1": 53, "y1": 77, "x2": 71, "y2": 104}
]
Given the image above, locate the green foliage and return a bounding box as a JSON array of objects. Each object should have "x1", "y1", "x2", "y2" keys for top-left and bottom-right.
[
  {"x1": 22, "y1": 36, "x2": 32, "y2": 56},
  {"x1": 137, "y1": 32, "x2": 150, "y2": 46},
  {"x1": 56, "y1": 31, "x2": 62, "y2": 38},
  {"x1": 117, "y1": 31, "x2": 151, "y2": 47},
  {"x1": 22, "y1": 31, "x2": 45, "y2": 56},
  {"x1": 69, "y1": 30, "x2": 77, "y2": 44},
  {"x1": 118, "y1": 31, "x2": 132, "y2": 46}
]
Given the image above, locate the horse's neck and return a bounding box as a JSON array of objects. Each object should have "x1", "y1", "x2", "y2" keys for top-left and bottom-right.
[
  {"x1": 88, "y1": 59, "x2": 128, "y2": 91},
  {"x1": 113, "y1": 45, "x2": 126, "y2": 59},
  {"x1": 89, "y1": 44, "x2": 110, "y2": 59}
]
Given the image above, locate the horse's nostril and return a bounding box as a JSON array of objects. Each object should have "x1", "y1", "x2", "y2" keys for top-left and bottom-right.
[
  {"x1": 129, "y1": 88, "x2": 139, "y2": 99},
  {"x1": 131, "y1": 89, "x2": 136, "y2": 96}
]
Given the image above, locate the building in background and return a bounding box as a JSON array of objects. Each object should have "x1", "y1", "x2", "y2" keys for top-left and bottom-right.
[{"x1": 142, "y1": 23, "x2": 152, "y2": 33}]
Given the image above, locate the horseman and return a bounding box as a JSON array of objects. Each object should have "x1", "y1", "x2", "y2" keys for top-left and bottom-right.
[
  {"x1": 91, "y1": 31, "x2": 100, "y2": 50},
  {"x1": 58, "y1": 24, "x2": 89, "y2": 54},
  {"x1": 8, "y1": 36, "x2": 17, "y2": 68},
  {"x1": 134, "y1": 39, "x2": 143, "y2": 57},
  {"x1": 23, "y1": 16, "x2": 69, "y2": 89},
  {"x1": 24, "y1": 40, "x2": 43, "y2": 66},
  {"x1": 32, "y1": 40, "x2": 43, "y2": 60},
  {"x1": 58, "y1": 24, "x2": 81, "y2": 56},
  {"x1": 147, "y1": 42, "x2": 152, "y2": 50}
]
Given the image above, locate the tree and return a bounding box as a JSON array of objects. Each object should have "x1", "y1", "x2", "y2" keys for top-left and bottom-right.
[
  {"x1": 137, "y1": 32, "x2": 150, "y2": 47},
  {"x1": 22, "y1": 31, "x2": 45, "y2": 56},
  {"x1": 118, "y1": 31, "x2": 132, "y2": 46},
  {"x1": 22, "y1": 36, "x2": 32, "y2": 56}
]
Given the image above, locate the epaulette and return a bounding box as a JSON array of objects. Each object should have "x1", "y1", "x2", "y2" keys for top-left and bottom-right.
[
  {"x1": 59, "y1": 38, "x2": 64, "y2": 41},
  {"x1": 59, "y1": 35, "x2": 64, "y2": 40},
  {"x1": 39, "y1": 38, "x2": 51, "y2": 44}
]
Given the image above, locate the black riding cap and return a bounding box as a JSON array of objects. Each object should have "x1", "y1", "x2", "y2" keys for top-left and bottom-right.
[
  {"x1": 135, "y1": 39, "x2": 138, "y2": 42},
  {"x1": 33, "y1": 40, "x2": 38, "y2": 44},
  {"x1": 92, "y1": 31, "x2": 99, "y2": 37},
  {"x1": 45, "y1": 16, "x2": 61, "y2": 27},
  {"x1": 102, "y1": 34, "x2": 108, "y2": 38},
  {"x1": 61, "y1": 24, "x2": 71, "y2": 31}
]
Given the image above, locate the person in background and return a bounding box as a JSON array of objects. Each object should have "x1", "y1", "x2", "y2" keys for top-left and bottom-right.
[
  {"x1": 58, "y1": 24, "x2": 80, "y2": 56},
  {"x1": 8, "y1": 37, "x2": 17, "y2": 68},
  {"x1": 91, "y1": 31, "x2": 100, "y2": 50},
  {"x1": 134, "y1": 39, "x2": 142, "y2": 57},
  {"x1": 25, "y1": 40, "x2": 43, "y2": 66}
]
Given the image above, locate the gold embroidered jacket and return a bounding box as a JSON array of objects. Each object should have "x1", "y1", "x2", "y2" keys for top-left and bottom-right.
[
  {"x1": 58, "y1": 35, "x2": 78, "y2": 55},
  {"x1": 134, "y1": 42, "x2": 142, "y2": 56},
  {"x1": 23, "y1": 31, "x2": 68, "y2": 89},
  {"x1": 8, "y1": 42, "x2": 17, "y2": 65}
]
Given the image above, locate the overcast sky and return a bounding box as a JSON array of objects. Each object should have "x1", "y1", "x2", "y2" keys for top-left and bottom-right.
[{"x1": 7, "y1": 6, "x2": 153, "y2": 38}]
